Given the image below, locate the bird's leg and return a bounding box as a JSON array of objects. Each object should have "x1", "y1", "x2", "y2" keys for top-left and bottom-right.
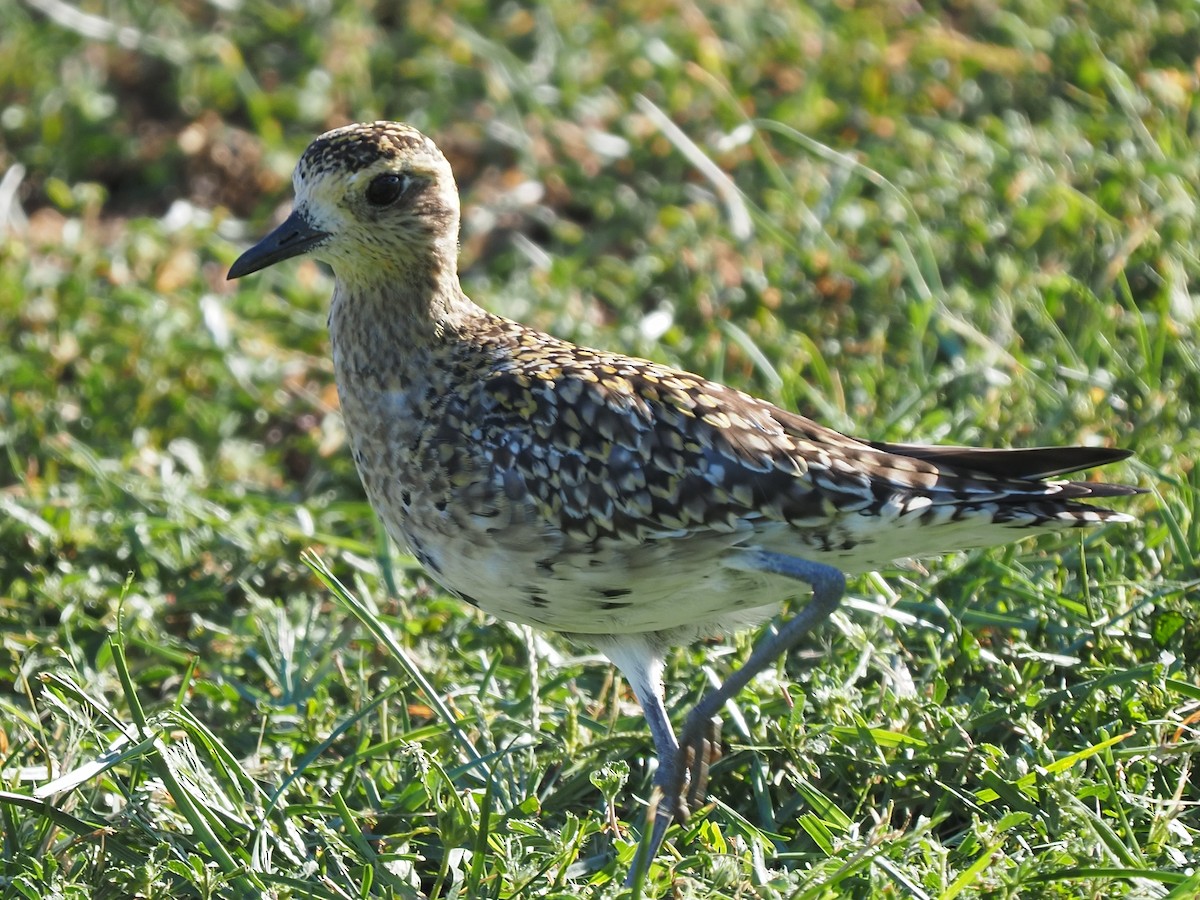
[
  {"x1": 684, "y1": 714, "x2": 721, "y2": 811},
  {"x1": 614, "y1": 554, "x2": 845, "y2": 885},
  {"x1": 676, "y1": 552, "x2": 846, "y2": 805},
  {"x1": 629, "y1": 685, "x2": 686, "y2": 883},
  {"x1": 601, "y1": 639, "x2": 686, "y2": 885}
]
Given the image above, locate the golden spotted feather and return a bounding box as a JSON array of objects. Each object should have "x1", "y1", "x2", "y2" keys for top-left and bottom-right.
[{"x1": 425, "y1": 313, "x2": 1134, "y2": 544}]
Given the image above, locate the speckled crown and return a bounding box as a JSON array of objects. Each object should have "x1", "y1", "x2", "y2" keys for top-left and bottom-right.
[{"x1": 297, "y1": 121, "x2": 443, "y2": 177}]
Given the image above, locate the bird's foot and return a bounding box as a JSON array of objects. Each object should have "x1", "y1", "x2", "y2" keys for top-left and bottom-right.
[{"x1": 679, "y1": 713, "x2": 722, "y2": 814}]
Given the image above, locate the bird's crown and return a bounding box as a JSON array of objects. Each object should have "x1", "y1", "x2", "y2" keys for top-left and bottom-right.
[{"x1": 296, "y1": 121, "x2": 445, "y2": 181}]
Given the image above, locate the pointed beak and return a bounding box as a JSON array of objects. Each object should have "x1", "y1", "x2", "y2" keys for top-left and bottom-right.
[{"x1": 227, "y1": 209, "x2": 330, "y2": 279}]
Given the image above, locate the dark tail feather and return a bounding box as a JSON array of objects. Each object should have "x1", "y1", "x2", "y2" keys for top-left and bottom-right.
[{"x1": 868, "y1": 442, "x2": 1139, "y2": 484}]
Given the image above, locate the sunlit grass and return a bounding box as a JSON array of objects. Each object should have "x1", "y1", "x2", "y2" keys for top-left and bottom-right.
[{"x1": 2, "y1": 0, "x2": 1197, "y2": 896}]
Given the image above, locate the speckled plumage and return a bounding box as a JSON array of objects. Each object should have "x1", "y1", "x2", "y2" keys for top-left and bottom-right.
[
  {"x1": 333, "y1": 304, "x2": 1134, "y2": 641},
  {"x1": 229, "y1": 121, "x2": 1139, "y2": 872}
]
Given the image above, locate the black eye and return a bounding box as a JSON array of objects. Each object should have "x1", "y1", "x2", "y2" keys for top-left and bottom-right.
[{"x1": 365, "y1": 173, "x2": 408, "y2": 206}]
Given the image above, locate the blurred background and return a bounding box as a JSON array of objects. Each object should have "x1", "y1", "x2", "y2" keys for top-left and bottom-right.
[{"x1": 1, "y1": 0, "x2": 1197, "y2": 896}]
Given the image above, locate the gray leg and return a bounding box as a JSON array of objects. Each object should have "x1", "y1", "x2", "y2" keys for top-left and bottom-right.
[
  {"x1": 620, "y1": 552, "x2": 845, "y2": 886},
  {"x1": 598, "y1": 638, "x2": 684, "y2": 886},
  {"x1": 626, "y1": 687, "x2": 685, "y2": 887},
  {"x1": 680, "y1": 552, "x2": 846, "y2": 754}
]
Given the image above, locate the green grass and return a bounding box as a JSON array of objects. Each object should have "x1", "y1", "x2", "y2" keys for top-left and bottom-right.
[{"x1": 2, "y1": 0, "x2": 1198, "y2": 896}]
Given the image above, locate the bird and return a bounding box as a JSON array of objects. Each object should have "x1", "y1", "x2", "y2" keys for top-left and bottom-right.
[{"x1": 227, "y1": 120, "x2": 1139, "y2": 874}]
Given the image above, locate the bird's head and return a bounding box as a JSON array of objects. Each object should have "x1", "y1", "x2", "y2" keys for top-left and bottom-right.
[{"x1": 228, "y1": 121, "x2": 461, "y2": 284}]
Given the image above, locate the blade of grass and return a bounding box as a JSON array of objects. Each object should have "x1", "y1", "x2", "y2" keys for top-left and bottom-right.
[{"x1": 302, "y1": 549, "x2": 487, "y2": 775}]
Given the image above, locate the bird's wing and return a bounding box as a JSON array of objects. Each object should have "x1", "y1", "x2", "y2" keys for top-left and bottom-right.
[{"x1": 462, "y1": 334, "x2": 1136, "y2": 543}]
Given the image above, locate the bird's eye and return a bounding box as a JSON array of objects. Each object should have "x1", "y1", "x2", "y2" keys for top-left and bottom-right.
[{"x1": 365, "y1": 173, "x2": 408, "y2": 206}]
